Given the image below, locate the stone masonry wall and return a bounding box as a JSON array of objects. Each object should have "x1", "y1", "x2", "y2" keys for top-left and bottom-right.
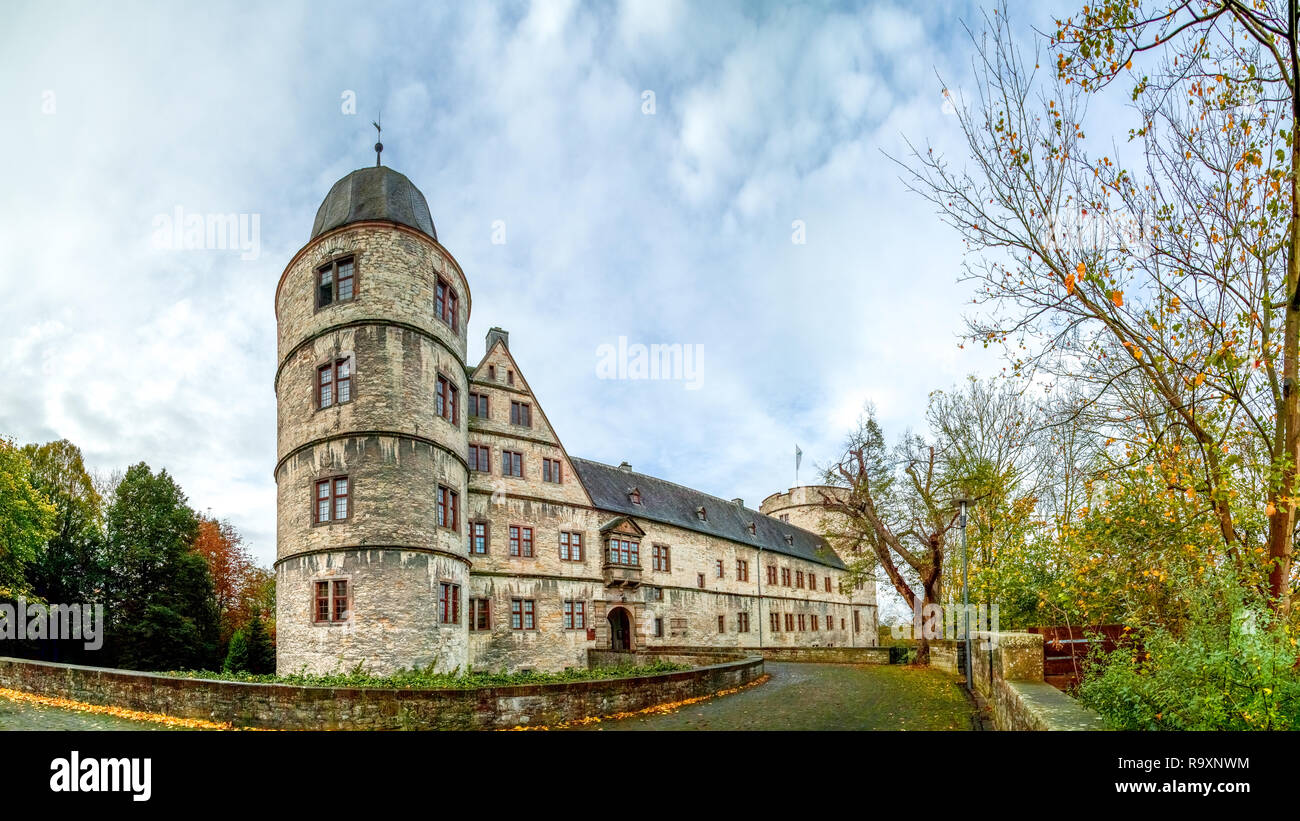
[{"x1": 0, "y1": 655, "x2": 764, "y2": 730}]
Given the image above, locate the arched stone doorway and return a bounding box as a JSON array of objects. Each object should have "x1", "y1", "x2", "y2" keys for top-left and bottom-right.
[{"x1": 608, "y1": 606, "x2": 633, "y2": 650}]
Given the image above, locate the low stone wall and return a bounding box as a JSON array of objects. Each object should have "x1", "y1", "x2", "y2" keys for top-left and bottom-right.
[
  {"x1": 0, "y1": 655, "x2": 764, "y2": 730},
  {"x1": 968, "y1": 632, "x2": 1107, "y2": 731},
  {"x1": 928, "y1": 640, "x2": 960, "y2": 673},
  {"x1": 643, "y1": 645, "x2": 890, "y2": 665}
]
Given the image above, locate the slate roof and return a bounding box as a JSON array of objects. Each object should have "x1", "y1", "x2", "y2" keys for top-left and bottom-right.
[
  {"x1": 570, "y1": 457, "x2": 845, "y2": 570},
  {"x1": 311, "y1": 167, "x2": 437, "y2": 241}
]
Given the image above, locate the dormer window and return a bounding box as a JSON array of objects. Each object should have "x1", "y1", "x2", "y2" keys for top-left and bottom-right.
[
  {"x1": 628, "y1": 488, "x2": 642, "y2": 505},
  {"x1": 747, "y1": 522, "x2": 756, "y2": 535},
  {"x1": 696, "y1": 506, "x2": 707, "y2": 521},
  {"x1": 435, "y1": 276, "x2": 458, "y2": 332},
  {"x1": 783, "y1": 534, "x2": 794, "y2": 546},
  {"x1": 316, "y1": 256, "x2": 355, "y2": 308}
]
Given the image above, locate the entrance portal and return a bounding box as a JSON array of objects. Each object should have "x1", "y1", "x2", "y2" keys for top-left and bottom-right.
[{"x1": 608, "y1": 607, "x2": 632, "y2": 650}]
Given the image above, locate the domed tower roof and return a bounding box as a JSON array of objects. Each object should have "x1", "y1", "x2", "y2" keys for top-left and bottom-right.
[{"x1": 310, "y1": 166, "x2": 436, "y2": 241}]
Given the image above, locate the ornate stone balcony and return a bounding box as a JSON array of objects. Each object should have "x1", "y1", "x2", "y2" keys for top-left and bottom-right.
[{"x1": 602, "y1": 561, "x2": 642, "y2": 589}]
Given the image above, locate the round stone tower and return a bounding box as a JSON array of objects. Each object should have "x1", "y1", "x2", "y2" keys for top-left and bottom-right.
[{"x1": 274, "y1": 166, "x2": 471, "y2": 676}]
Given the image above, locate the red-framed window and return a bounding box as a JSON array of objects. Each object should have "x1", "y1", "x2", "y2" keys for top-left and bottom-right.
[
  {"x1": 651, "y1": 544, "x2": 670, "y2": 572},
  {"x1": 469, "y1": 598, "x2": 491, "y2": 631},
  {"x1": 510, "y1": 598, "x2": 535, "y2": 630},
  {"x1": 488, "y1": 365, "x2": 496, "y2": 380},
  {"x1": 811, "y1": 614, "x2": 819, "y2": 631},
  {"x1": 316, "y1": 256, "x2": 355, "y2": 308},
  {"x1": 502, "y1": 450, "x2": 523, "y2": 477},
  {"x1": 767, "y1": 565, "x2": 777, "y2": 585},
  {"x1": 607, "y1": 537, "x2": 639, "y2": 566},
  {"x1": 314, "y1": 579, "x2": 349, "y2": 623},
  {"x1": 716, "y1": 615, "x2": 725, "y2": 633},
  {"x1": 654, "y1": 617, "x2": 664, "y2": 637},
  {"x1": 736, "y1": 559, "x2": 749, "y2": 582},
  {"x1": 770, "y1": 612, "x2": 780, "y2": 633},
  {"x1": 563, "y1": 600, "x2": 586, "y2": 630},
  {"x1": 315, "y1": 477, "x2": 349, "y2": 523},
  {"x1": 439, "y1": 582, "x2": 460, "y2": 624},
  {"x1": 436, "y1": 375, "x2": 458, "y2": 423},
  {"x1": 796, "y1": 571, "x2": 804, "y2": 589},
  {"x1": 560, "y1": 531, "x2": 582, "y2": 562},
  {"x1": 468, "y1": 392, "x2": 488, "y2": 418},
  {"x1": 781, "y1": 568, "x2": 791, "y2": 586},
  {"x1": 317, "y1": 357, "x2": 352, "y2": 408},
  {"x1": 437, "y1": 485, "x2": 459, "y2": 532},
  {"x1": 825, "y1": 576, "x2": 831, "y2": 593},
  {"x1": 469, "y1": 521, "x2": 488, "y2": 554},
  {"x1": 854, "y1": 611, "x2": 861, "y2": 634},
  {"x1": 542, "y1": 458, "x2": 562, "y2": 483},
  {"x1": 435, "y1": 276, "x2": 458, "y2": 331},
  {"x1": 509, "y1": 401, "x2": 531, "y2": 427},
  {"x1": 468, "y1": 444, "x2": 490, "y2": 472},
  {"x1": 808, "y1": 573, "x2": 817, "y2": 590},
  {"x1": 737, "y1": 612, "x2": 750, "y2": 633},
  {"x1": 506, "y1": 370, "x2": 515, "y2": 386},
  {"x1": 798, "y1": 614, "x2": 807, "y2": 631},
  {"x1": 509, "y1": 525, "x2": 533, "y2": 557},
  {"x1": 785, "y1": 613, "x2": 794, "y2": 632}
]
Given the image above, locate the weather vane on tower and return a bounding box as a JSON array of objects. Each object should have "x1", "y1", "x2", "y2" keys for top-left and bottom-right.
[{"x1": 372, "y1": 112, "x2": 383, "y2": 167}]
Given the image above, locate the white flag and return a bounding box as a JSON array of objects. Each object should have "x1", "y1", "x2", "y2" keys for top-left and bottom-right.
[{"x1": 795, "y1": 445, "x2": 802, "y2": 472}]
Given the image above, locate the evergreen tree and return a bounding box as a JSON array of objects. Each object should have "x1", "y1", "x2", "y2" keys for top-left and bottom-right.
[
  {"x1": 222, "y1": 628, "x2": 249, "y2": 674},
  {"x1": 102, "y1": 463, "x2": 219, "y2": 670},
  {"x1": 243, "y1": 613, "x2": 275, "y2": 674}
]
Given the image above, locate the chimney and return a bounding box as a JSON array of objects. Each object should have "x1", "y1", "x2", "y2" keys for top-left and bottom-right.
[
  {"x1": 618, "y1": 461, "x2": 632, "y2": 472},
  {"x1": 486, "y1": 327, "x2": 509, "y2": 353},
  {"x1": 731, "y1": 497, "x2": 744, "y2": 507}
]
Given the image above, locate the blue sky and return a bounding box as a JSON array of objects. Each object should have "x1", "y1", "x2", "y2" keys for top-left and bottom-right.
[{"x1": 0, "y1": 0, "x2": 1085, "y2": 567}]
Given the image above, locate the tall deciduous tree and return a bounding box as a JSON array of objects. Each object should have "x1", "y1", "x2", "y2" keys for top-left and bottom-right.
[
  {"x1": 21, "y1": 439, "x2": 104, "y2": 604},
  {"x1": 821, "y1": 410, "x2": 961, "y2": 664},
  {"x1": 900, "y1": 3, "x2": 1299, "y2": 611},
  {"x1": 0, "y1": 438, "x2": 55, "y2": 597}
]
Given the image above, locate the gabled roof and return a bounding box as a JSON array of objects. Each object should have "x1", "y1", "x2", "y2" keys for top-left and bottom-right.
[{"x1": 571, "y1": 458, "x2": 845, "y2": 570}]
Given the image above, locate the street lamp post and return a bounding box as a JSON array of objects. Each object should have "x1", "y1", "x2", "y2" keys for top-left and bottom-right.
[{"x1": 953, "y1": 495, "x2": 973, "y2": 693}]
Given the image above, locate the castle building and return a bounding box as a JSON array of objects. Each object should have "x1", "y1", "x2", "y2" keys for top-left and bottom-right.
[{"x1": 274, "y1": 165, "x2": 877, "y2": 675}]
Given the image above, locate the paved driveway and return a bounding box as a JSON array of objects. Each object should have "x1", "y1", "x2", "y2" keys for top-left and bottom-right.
[{"x1": 574, "y1": 661, "x2": 977, "y2": 731}]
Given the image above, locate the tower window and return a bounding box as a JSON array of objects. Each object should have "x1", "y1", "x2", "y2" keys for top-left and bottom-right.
[
  {"x1": 436, "y1": 375, "x2": 459, "y2": 423},
  {"x1": 509, "y1": 401, "x2": 531, "y2": 427},
  {"x1": 439, "y1": 582, "x2": 460, "y2": 624},
  {"x1": 437, "y1": 485, "x2": 459, "y2": 532},
  {"x1": 315, "y1": 477, "x2": 349, "y2": 523},
  {"x1": 435, "y1": 277, "x2": 459, "y2": 332},
  {"x1": 314, "y1": 578, "x2": 350, "y2": 623},
  {"x1": 316, "y1": 256, "x2": 355, "y2": 308},
  {"x1": 502, "y1": 450, "x2": 523, "y2": 478},
  {"x1": 317, "y1": 357, "x2": 352, "y2": 409}
]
